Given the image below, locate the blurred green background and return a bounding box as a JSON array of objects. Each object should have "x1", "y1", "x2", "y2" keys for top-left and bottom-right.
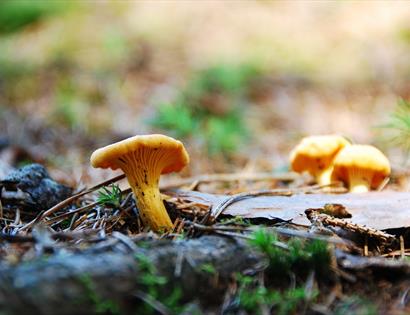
[{"x1": 0, "y1": 1, "x2": 410, "y2": 183}]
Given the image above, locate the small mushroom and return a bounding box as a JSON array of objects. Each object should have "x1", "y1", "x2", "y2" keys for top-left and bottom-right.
[
  {"x1": 90, "y1": 134, "x2": 189, "y2": 232},
  {"x1": 289, "y1": 135, "x2": 350, "y2": 186},
  {"x1": 331, "y1": 144, "x2": 390, "y2": 193}
]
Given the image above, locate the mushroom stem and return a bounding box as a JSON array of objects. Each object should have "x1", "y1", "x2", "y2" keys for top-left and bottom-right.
[
  {"x1": 348, "y1": 176, "x2": 370, "y2": 193},
  {"x1": 118, "y1": 153, "x2": 173, "y2": 232},
  {"x1": 315, "y1": 167, "x2": 333, "y2": 186},
  {"x1": 129, "y1": 182, "x2": 172, "y2": 231}
]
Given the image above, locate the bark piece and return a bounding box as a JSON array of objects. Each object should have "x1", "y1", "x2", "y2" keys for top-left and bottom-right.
[
  {"x1": 0, "y1": 164, "x2": 72, "y2": 211},
  {"x1": 0, "y1": 236, "x2": 260, "y2": 315}
]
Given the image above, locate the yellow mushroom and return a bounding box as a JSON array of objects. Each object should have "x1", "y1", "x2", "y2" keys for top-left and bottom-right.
[
  {"x1": 90, "y1": 134, "x2": 189, "y2": 232},
  {"x1": 289, "y1": 135, "x2": 350, "y2": 186},
  {"x1": 331, "y1": 144, "x2": 390, "y2": 193}
]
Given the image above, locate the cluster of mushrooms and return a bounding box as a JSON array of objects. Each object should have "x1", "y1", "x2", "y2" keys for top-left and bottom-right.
[
  {"x1": 289, "y1": 135, "x2": 391, "y2": 193},
  {"x1": 90, "y1": 134, "x2": 390, "y2": 232}
]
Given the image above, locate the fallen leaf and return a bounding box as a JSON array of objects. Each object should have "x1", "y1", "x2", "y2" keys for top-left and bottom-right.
[{"x1": 172, "y1": 191, "x2": 410, "y2": 230}]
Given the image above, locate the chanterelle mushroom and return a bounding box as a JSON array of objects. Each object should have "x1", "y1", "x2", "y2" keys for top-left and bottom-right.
[
  {"x1": 289, "y1": 135, "x2": 350, "y2": 186},
  {"x1": 90, "y1": 134, "x2": 189, "y2": 232},
  {"x1": 331, "y1": 144, "x2": 390, "y2": 193}
]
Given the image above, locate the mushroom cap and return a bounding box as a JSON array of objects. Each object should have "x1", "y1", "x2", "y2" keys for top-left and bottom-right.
[
  {"x1": 90, "y1": 134, "x2": 189, "y2": 174},
  {"x1": 331, "y1": 144, "x2": 390, "y2": 189},
  {"x1": 290, "y1": 135, "x2": 350, "y2": 173}
]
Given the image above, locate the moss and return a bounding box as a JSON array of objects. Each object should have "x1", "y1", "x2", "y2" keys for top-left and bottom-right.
[
  {"x1": 237, "y1": 274, "x2": 318, "y2": 315},
  {"x1": 150, "y1": 62, "x2": 265, "y2": 156},
  {"x1": 199, "y1": 263, "x2": 217, "y2": 275},
  {"x1": 249, "y1": 228, "x2": 331, "y2": 281},
  {"x1": 134, "y1": 253, "x2": 188, "y2": 314},
  {"x1": 78, "y1": 274, "x2": 121, "y2": 315}
]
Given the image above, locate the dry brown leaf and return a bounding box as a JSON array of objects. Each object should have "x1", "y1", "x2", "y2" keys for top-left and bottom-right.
[{"x1": 173, "y1": 191, "x2": 410, "y2": 230}]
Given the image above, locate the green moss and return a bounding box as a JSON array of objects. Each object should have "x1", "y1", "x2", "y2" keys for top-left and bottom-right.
[
  {"x1": 199, "y1": 263, "x2": 217, "y2": 275},
  {"x1": 237, "y1": 274, "x2": 317, "y2": 315},
  {"x1": 150, "y1": 62, "x2": 265, "y2": 156},
  {"x1": 220, "y1": 216, "x2": 251, "y2": 226},
  {"x1": 233, "y1": 228, "x2": 331, "y2": 314},
  {"x1": 78, "y1": 274, "x2": 121, "y2": 315},
  {"x1": 249, "y1": 228, "x2": 331, "y2": 281},
  {"x1": 150, "y1": 101, "x2": 198, "y2": 138},
  {"x1": 184, "y1": 63, "x2": 263, "y2": 102},
  {"x1": 205, "y1": 113, "x2": 248, "y2": 155},
  {"x1": 134, "y1": 253, "x2": 188, "y2": 314}
]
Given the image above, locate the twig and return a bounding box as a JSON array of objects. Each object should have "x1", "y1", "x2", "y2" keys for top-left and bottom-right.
[
  {"x1": 72, "y1": 214, "x2": 88, "y2": 230},
  {"x1": 112, "y1": 231, "x2": 139, "y2": 252},
  {"x1": 212, "y1": 189, "x2": 294, "y2": 220},
  {"x1": 12, "y1": 209, "x2": 20, "y2": 226},
  {"x1": 400, "y1": 236, "x2": 405, "y2": 259},
  {"x1": 46, "y1": 202, "x2": 99, "y2": 226},
  {"x1": 305, "y1": 209, "x2": 396, "y2": 242},
  {"x1": 381, "y1": 249, "x2": 410, "y2": 258}
]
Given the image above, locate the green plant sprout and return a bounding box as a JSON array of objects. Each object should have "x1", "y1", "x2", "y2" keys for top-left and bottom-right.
[
  {"x1": 97, "y1": 184, "x2": 122, "y2": 208},
  {"x1": 381, "y1": 99, "x2": 410, "y2": 160}
]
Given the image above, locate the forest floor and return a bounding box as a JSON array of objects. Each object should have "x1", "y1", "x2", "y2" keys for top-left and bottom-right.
[
  {"x1": 0, "y1": 157, "x2": 409, "y2": 315},
  {"x1": 1, "y1": 2, "x2": 410, "y2": 314}
]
